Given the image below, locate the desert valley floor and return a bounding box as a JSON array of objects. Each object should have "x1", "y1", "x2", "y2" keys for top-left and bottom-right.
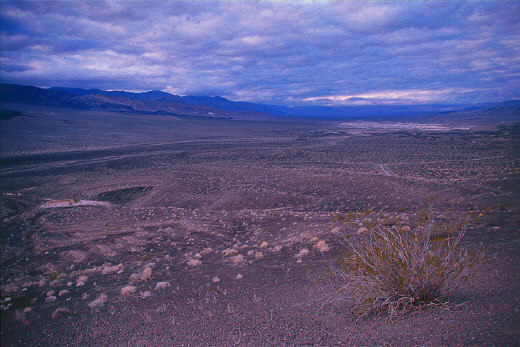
[{"x1": 1, "y1": 107, "x2": 519, "y2": 345}]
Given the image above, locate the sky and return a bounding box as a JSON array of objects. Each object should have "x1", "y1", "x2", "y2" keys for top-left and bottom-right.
[{"x1": 1, "y1": 1, "x2": 519, "y2": 106}]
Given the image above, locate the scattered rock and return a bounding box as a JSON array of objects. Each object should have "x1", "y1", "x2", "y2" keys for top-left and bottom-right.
[
  {"x1": 45, "y1": 296, "x2": 57, "y2": 303},
  {"x1": 212, "y1": 276, "x2": 220, "y2": 283},
  {"x1": 58, "y1": 290, "x2": 70, "y2": 297},
  {"x1": 235, "y1": 274, "x2": 243, "y2": 280},
  {"x1": 260, "y1": 241, "x2": 269, "y2": 248}
]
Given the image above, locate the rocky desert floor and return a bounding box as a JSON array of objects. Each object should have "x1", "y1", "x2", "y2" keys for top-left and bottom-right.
[{"x1": 1, "y1": 109, "x2": 519, "y2": 345}]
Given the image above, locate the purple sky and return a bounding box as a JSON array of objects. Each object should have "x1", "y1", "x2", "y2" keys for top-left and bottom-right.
[{"x1": 1, "y1": 1, "x2": 519, "y2": 106}]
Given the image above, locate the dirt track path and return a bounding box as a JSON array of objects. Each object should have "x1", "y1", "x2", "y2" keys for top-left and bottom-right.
[{"x1": 378, "y1": 164, "x2": 396, "y2": 177}]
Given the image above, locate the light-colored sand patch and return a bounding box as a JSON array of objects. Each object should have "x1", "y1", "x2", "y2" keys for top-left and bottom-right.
[
  {"x1": 41, "y1": 199, "x2": 112, "y2": 208},
  {"x1": 340, "y1": 121, "x2": 470, "y2": 133}
]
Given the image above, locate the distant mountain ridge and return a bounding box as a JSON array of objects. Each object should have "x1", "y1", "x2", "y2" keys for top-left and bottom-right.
[
  {"x1": 1, "y1": 83, "x2": 519, "y2": 122},
  {"x1": 0, "y1": 83, "x2": 265, "y2": 119}
]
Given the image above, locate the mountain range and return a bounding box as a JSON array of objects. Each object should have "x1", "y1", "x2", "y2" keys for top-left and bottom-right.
[{"x1": 1, "y1": 83, "x2": 519, "y2": 123}]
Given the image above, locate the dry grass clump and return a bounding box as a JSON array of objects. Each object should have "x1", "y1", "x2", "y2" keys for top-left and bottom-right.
[
  {"x1": 88, "y1": 294, "x2": 108, "y2": 309},
  {"x1": 140, "y1": 291, "x2": 152, "y2": 298},
  {"x1": 187, "y1": 258, "x2": 202, "y2": 266},
  {"x1": 314, "y1": 240, "x2": 330, "y2": 252},
  {"x1": 295, "y1": 248, "x2": 310, "y2": 260},
  {"x1": 327, "y1": 206, "x2": 474, "y2": 319},
  {"x1": 222, "y1": 248, "x2": 238, "y2": 256},
  {"x1": 230, "y1": 254, "x2": 245, "y2": 265},
  {"x1": 51, "y1": 307, "x2": 73, "y2": 319},
  {"x1": 140, "y1": 267, "x2": 153, "y2": 281},
  {"x1": 121, "y1": 285, "x2": 136, "y2": 296},
  {"x1": 154, "y1": 282, "x2": 171, "y2": 291},
  {"x1": 101, "y1": 263, "x2": 124, "y2": 275}
]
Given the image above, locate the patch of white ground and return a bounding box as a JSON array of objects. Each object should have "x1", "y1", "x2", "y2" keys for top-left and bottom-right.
[
  {"x1": 41, "y1": 199, "x2": 112, "y2": 208},
  {"x1": 340, "y1": 121, "x2": 470, "y2": 134}
]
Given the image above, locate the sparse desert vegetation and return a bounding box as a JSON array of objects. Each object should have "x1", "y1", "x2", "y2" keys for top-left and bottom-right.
[{"x1": 324, "y1": 207, "x2": 474, "y2": 319}]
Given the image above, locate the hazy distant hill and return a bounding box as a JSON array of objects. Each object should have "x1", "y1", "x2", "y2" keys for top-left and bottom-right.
[
  {"x1": 414, "y1": 99, "x2": 520, "y2": 126},
  {"x1": 1, "y1": 83, "x2": 519, "y2": 124},
  {"x1": 0, "y1": 84, "x2": 266, "y2": 119}
]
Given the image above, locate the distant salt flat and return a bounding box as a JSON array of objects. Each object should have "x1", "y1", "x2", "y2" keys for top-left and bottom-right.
[
  {"x1": 41, "y1": 199, "x2": 112, "y2": 208},
  {"x1": 340, "y1": 121, "x2": 470, "y2": 132}
]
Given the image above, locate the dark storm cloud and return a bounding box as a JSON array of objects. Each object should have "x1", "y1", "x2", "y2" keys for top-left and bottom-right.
[{"x1": 1, "y1": 1, "x2": 519, "y2": 105}]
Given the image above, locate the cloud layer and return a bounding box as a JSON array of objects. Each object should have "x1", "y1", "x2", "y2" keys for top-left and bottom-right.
[{"x1": 1, "y1": 1, "x2": 519, "y2": 105}]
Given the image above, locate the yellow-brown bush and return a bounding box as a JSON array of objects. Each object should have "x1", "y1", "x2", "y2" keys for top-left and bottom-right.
[{"x1": 326, "y1": 207, "x2": 473, "y2": 319}]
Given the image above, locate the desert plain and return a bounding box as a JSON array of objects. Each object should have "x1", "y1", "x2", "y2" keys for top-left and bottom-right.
[{"x1": 1, "y1": 105, "x2": 519, "y2": 346}]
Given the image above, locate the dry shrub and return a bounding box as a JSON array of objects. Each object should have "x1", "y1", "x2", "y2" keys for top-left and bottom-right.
[{"x1": 327, "y1": 205, "x2": 474, "y2": 319}]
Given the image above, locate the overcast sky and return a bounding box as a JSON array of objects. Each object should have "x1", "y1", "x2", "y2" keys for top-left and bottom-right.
[{"x1": 1, "y1": 1, "x2": 519, "y2": 106}]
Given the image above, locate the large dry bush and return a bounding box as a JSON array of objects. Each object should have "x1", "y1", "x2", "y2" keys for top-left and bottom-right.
[{"x1": 326, "y1": 206, "x2": 473, "y2": 319}]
